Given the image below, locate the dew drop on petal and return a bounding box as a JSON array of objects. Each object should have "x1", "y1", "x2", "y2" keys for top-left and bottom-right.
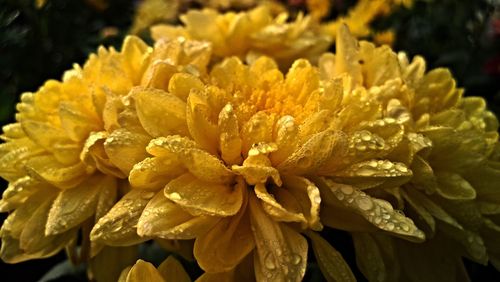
[
  {"x1": 264, "y1": 253, "x2": 277, "y2": 270},
  {"x1": 169, "y1": 192, "x2": 182, "y2": 201}
]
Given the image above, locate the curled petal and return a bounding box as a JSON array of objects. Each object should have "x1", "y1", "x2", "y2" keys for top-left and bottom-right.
[
  {"x1": 81, "y1": 131, "x2": 125, "y2": 178},
  {"x1": 282, "y1": 176, "x2": 323, "y2": 231},
  {"x1": 254, "y1": 183, "x2": 307, "y2": 225},
  {"x1": 164, "y1": 173, "x2": 243, "y2": 217},
  {"x1": 147, "y1": 136, "x2": 234, "y2": 184},
  {"x1": 104, "y1": 128, "x2": 150, "y2": 175},
  {"x1": 249, "y1": 193, "x2": 308, "y2": 282},
  {"x1": 138, "y1": 190, "x2": 219, "y2": 239}
]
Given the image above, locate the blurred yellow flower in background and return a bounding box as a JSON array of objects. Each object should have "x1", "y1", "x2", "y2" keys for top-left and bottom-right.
[{"x1": 151, "y1": 5, "x2": 331, "y2": 68}]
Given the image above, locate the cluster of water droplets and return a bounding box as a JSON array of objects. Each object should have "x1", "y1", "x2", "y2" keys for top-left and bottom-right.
[
  {"x1": 325, "y1": 179, "x2": 424, "y2": 240},
  {"x1": 341, "y1": 159, "x2": 411, "y2": 178}
]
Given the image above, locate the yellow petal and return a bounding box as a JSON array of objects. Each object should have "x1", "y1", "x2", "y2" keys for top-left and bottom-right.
[
  {"x1": 218, "y1": 103, "x2": 243, "y2": 165},
  {"x1": 334, "y1": 25, "x2": 362, "y2": 87},
  {"x1": 249, "y1": 193, "x2": 307, "y2": 282},
  {"x1": 46, "y1": 174, "x2": 116, "y2": 235},
  {"x1": 278, "y1": 130, "x2": 346, "y2": 175},
  {"x1": 321, "y1": 179, "x2": 425, "y2": 242},
  {"x1": 232, "y1": 146, "x2": 281, "y2": 186},
  {"x1": 138, "y1": 191, "x2": 219, "y2": 239},
  {"x1": 0, "y1": 234, "x2": 39, "y2": 263},
  {"x1": 91, "y1": 189, "x2": 154, "y2": 246},
  {"x1": 359, "y1": 41, "x2": 401, "y2": 87},
  {"x1": 164, "y1": 173, "x2": 243, "y2": 217},
  {"x1": 158, "y1": 256, "x2": 191, "y2": 282},
  {"x1": 186, "y1": 90, "x2": 219, "y2": 155},
  {"x1": 148, "y1": 136, "x2": 234, "y2": 184},
  {"x1": 132, "y1": 87, "x2": 189, "y2": 137},
  {"x1": 104, "y1": 128, "x2": 150, "y2": 175},
  {"x1": 121, "y1": 36, "x2": 150, "y2": 85},
  {"x1": 126, "y1": 260, "x2": 165, "y2": 282},
  {"x1": 129, "y1": 156, "x2": 186, "y2": 190},
  {"x1": 194, "y1": 191, "x2": 254, "y2": 272},
  {"x1": 409, "y1": 155, "x2": 437, "y2": 194},
  {"x1": 254, "y1": 183, "x2": 307, "y2": 225},
  {"x1": 19, "y1": 199, "x2": 77, "y2": 256},
  {"x1": 270, "y1": 115, "x2": 299, "y2": 165},
  {"x1": 436, "y1": 172, "x2": 476, "y2": 200},
  {"x1": 168, "y1": 73, "x2": 205, "y2": 101},
  {"x1": 26, "y1": 155, "x2": 88, "y2": 189},
  {"x1": 331, "y1": 159, "x2": 412, "y2": 189},
  {"x1": 282, "y1": 175, "x2": 322, "y2": 231},
  {"x1": 240, "y1": 111, "x2": 275, "y2": 156},
  {"x1": 0, "y1": 176, "x2": 48, "y2": 212},
  {"x1": 58, "y1": 101, "x2": 101, "y2": 141},
  {"x1": 307, "y1": 231, "x2": 356, "y2": 282},
  {"x1": 0, "y1": 138, "x2": 43, "y2": 181},
  {"x1": 81, "y1": 131, "x2": 126, "y2": 178}
]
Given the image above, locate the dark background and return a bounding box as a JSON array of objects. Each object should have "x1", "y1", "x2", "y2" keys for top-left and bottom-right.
[{"x1": 0, "y1": 0, "x2": 499, "y2": 281}]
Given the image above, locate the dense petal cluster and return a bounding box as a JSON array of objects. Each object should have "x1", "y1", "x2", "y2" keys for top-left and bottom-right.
[
  {"x1": 0, "y1": 36, "x2": 151, "y2": 263},
  {"x1": 0, "y1": 5, "x2": 499, "y2": 281}
]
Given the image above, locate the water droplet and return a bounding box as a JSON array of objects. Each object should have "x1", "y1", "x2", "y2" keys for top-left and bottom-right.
[
  {"x1": 112, "y1": 224, "x2": 123, "y2": 233},
  {"x1": 291, "y1": 253, "x2": 302, "y2": 265},
  {"x1": 141, "y1": 191, "x2": 155, "y2": 199},
  {"x1": 264, "y1": 253, "x2": 276, "y2": 270},
  {"x1": 169, "y1": 192, "x2": 182, "y2": 201},
  {"x1": 356, "y1": 167, "x2": 375, "y2": 177},
  {"x1": 340, "y1": 185, "x2": 354, "y2": 195},
  {"x1": 313, "y1": 195, "x2": 321, "y2": 204},
  {"x1": 356, "y1": 196, "x2": 374, "y2": 211},
  {"x1": 386, "y1": 222, "x2": 395, "y2": 231}
]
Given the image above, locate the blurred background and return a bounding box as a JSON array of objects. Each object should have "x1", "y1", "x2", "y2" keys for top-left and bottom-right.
[{"x1": 0, "y1": 0, "x2": 499, "y2": 280}]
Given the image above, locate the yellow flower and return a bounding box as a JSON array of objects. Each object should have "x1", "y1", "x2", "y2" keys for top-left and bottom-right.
[
  {"x1": 319, "y1": 25, "x2": 500, "y2": 280},
  {"x1": 0, "y1": 35, "x2": 211, "y2": 281},
  {"x1": 118, "y1": 256, "x2": 190, "y2": 282},
  {"x1": 90, "y1": 25, "x2": 428, "y2": 281},
  {"x1": 0, "y1": 36, "x2": 149, "y2": 264},
  {"x1": 151, "y1": 5, "x2": 331, "y2": 68}
]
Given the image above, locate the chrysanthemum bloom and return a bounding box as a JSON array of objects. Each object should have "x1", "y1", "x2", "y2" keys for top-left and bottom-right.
[
  {"x1": 319, "y1": 26, "x2": 500, "y2": 281},
  {"x1": 118, "y1": 257, "x2": 190, "y2": 282},
  {"x1": 151, "y1": 5, "x2": 331, "y2": 68},
  {"x1": 91, "y1": 24, "x2": 430, "y2": 280},
  {"x1": 0, "y1": 34, "x2": 214, "y2": 279},
  {"x1": 0, "y1": 36, "x2": 150, "y2": 264}
]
